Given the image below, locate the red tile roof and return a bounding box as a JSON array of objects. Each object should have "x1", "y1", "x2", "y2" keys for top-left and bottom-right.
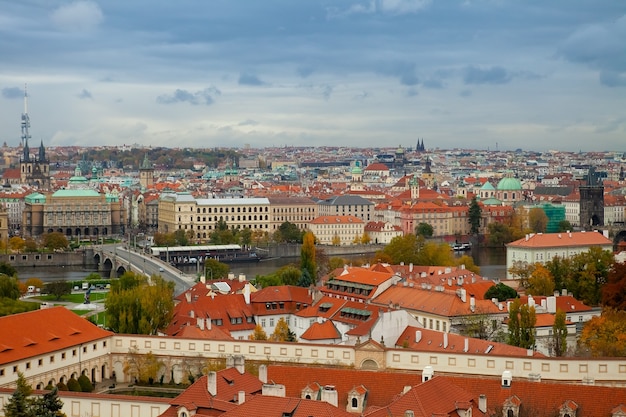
[
  {"x1": 300, "y1": 320, "x2": 341, "y2": 341},
  {"x1": 0, "y1": 307, "x2": 112, "y2": 366},
  {"x1": 507, "y1": 231, "x2": 612, "y2": 248},
  {"x1": 218, "y1": 395, "x2": 355, "y2": 417}
]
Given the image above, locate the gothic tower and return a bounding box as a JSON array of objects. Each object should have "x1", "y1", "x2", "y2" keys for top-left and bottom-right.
[
  {"x1": 139, "y1": 153, "x2": 154, "y2": 189},
  {"x1": 579, "y1": 166, "x2": 604, "y2": 231}
]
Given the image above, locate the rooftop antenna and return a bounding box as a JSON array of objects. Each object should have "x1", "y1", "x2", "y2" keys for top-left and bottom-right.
[{"x1": 21, "y1": 84, "x2": 31, "y2": 147}]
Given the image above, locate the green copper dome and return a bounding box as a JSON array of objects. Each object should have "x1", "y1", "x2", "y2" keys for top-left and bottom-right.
[{"x1": 496, "y1": 177, "x2": 522, "y2": 191}]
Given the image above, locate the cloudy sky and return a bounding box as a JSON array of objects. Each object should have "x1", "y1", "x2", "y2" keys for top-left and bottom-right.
[{"x1": 0, "y1": 1, "x2": 624, "y2": 151}]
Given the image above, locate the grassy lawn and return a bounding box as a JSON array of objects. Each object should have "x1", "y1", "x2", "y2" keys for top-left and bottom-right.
[
  {"x1": 89, "y1": 311, "x2": 107, "y2": 326},
  {"x1": 36, "y1": 292, "x2": 108, "y2": 303},
  {"x1": 72, "y1": 309, "x2": 92, "y2": 316}
]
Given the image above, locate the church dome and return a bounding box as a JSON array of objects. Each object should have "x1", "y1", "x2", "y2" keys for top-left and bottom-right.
[{"x1": 496, "y1": 177, "x2": 522, "y2": 191}]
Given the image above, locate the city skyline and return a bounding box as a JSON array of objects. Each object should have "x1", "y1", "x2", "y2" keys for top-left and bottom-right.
[{"x1": 0, "y1": 1, "x2": 624, "y2": 151}]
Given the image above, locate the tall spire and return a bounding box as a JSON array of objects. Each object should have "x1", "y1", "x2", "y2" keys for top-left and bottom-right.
[{"x1": 21, "y1": 84, "x2": 31, "y2": 148}]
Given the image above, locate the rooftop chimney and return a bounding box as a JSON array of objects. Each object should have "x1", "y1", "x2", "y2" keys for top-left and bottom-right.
[
  {"x1": 321, "y1": 385, "x2": 338, "y2": 407},
  {"x1": 234, "y1": 355, "x2": 245, "y2": 374},
  {"x1": 207, "y1": 371, "x2": 217, "y2": 396},
  {"x1": 464, "y1": 338, "x2": 469, "y2": 353},
  {"x1": 415, "y1": 330, "x2": 422, "y2": 343},
  {"x1": 443, "y1": 332, "x2": 448, "y2": 349},
  {"x1": 422, "y1": 366, "x2": 434, "y2": 382},
  {"x1": 258, "y1": 364, "x2": 268, "y2": 384},
  {"x1": 197, "y1": 317, "x2": 204, "y2": 330},
  {"x1": 238, "y1": 390, "x2": 245, "y2": 405},
  {"x1": 479, "y1": 394, "x2": 487, "y2": 413}
]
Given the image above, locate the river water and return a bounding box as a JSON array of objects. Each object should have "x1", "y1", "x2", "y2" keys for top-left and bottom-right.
[{"x1": 16, "y1": 247, "x2": 507, "y2": 282}]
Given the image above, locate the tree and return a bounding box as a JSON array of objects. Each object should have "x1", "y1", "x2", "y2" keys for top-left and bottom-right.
[
  {"x1": 270, "y1": 318, "x2": 296, "y2": 342},
  {"x1": 416, "y1": 241, "x2": 456, "y2": 266},
  {"x1": 42, "y1": 232, "x2": 69, "y2": 251},
  {"x1": 66, "y1": 377, "x2": 81, "y2": 392},
  {"x1": 484, "y1": 282, "x2": 518, "y2": 302},
  {"x1": 77, "y1": 374, "x2": 93, "y2": 392},
  {"x1": 557, "y1": 220, "x2": 573, "y2": 232},
  {"x1": 298, "y1": 269, "x2": 314, "y2": 288},
  {"x1": 551, "y1": 309, "x2": 568, "y2": 357},
  {"x1": 24, "y1": 238, "x2": 38, "y2": 253},
  {"x1": 487, "y1": 222, "x2": 517, "y2": 246},
  {"x1": 31, "y1": 387, "x2": 66, "y2": 417},
  {"x1": 0, "y1": 275, "x2": 20, "y2": 299},
  {"x1": 277, "y1": 265, "x2": 302, "y2": 286},
  {"x1": 204, "y1": 258, "x2": 230, "y2": 280},
  {"x1": 174, "y1": 229, "x2": 189, "y2": 246},
  {"x1": 0, "y1": 262, "x2": 17, "y2": 277},
  {"x1": 564, "y1": 247, "x2": 613, "y2": 306},
  {"x1": 249, "y1": 323, "x2": 268, "y2": 340},
  {"x1": 454, "y1": 255, "x2": 480, "y2": 274},
  {"x1": 458, "y1": 310, "x2": 504, "y2": 341},
  {"x1": 526, "y1": 264, "x2": 555, "y2": 296},
  {"x1": 8, "y1": 237, "x2": 25, "y2": 253},
  {"x1": 105, "y1": 272, "x2": 175, "y2": 335},
  {"x1": 275, "y1": 221, "x2": 304, "y2": 243},
  {"x1": 602, "y1": 261, "x2": 626, "y2": 310},
  {"x1": 153, "y1": 231, "x2": 176, "y2": 247},
  {"x1": 415, "y1": 222, "x2": 433, "y2": 238},
  {"x1": 300, "y1": 232, "x2": 317, "y2": 282},
  {"x1": 528, "y1": 207, "x2": 548, "y2": 233},
  {"x1": 507, "y1": 299, "x2": 536, "y2": 349},
  {"x1": 44, "y1": 280, "x2": 72, "y2": 301},
  {"x1": 468, "y1": 196, "x2": 481, "y2": 235},
  {"x1": 239, "y1": 227, "x2": 252, "y2": 246},
  {"x1": 3, "y1": 372, "x2": 34, "y2": 417},
  {"x1": 84, "y1": 272, "x2": 101, "y2": 281},
  {"x1": 380, "y1": 234, "x2": 423, "y2": 265},
  {"x1": 579, "y1": 308, "x2": 626, "y2": 357},
  {"x1": 123, "y1": 348, "x2": 164, "y2": 384}
]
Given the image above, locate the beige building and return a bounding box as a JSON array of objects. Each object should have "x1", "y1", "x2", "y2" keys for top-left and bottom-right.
[
  {"x1": 506, "y1": 231, "x2": 613, "y2": 279},
  {"x1": 308, "y1": 215, "x2": 364, "y2": 245},
  {"x1": 267, "y1": 196, "x2": 317, "y2": 233},
  {"x1": 317, "y1": 195, "x2": 374, "y2": 222},
  {"x1": 158, "y1": 192, "x2": 271, "y2": 242},
  {"x1": 21, "y1": 189, "x2": 123, "y2": 239}
]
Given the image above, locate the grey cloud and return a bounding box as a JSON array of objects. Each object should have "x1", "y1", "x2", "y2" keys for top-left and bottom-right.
[
  {"x1": 50, "y1": 0, "x2": 104, "y2": 32},
  {"x1": 422, "y1": 79, "x2": 444, "y2": 89},
  {"x1": 156, "y1": 87, "x2": 221, "y2": 106},
  {"x1": 297, "y1": 66, "x2": 315, "y2": 78},
  {"x1": 78, "y1": 89, "x2": 93, "y2": 99},
  {"x1": 463, "y1": 66, "x2": 511, "y2": 85},
  {"x1": 460, "y1": 89, "x2": 472, "y2": 97},
  {"x1": 238, "y1": 119, "x2": 259, "y2": 126},
  {"x1": 405, "y1": 88, "x2": 418, "y2": 97},
  {"x1": 377, "y1": 61, "x2": 419, "y2": 86},
  {"x1": 353, "y1": 91, "x2": 370, "y2": 101},
  {"x1": 600, "y1": 71, "x2": 626, "y2": 87},
  {"x1": 238, "y1": 73, "x2": 265, "y2": 86},
  {"x1": 2, "y1": 87, "x2": 23, "y2": 99},
  {"x1": 327, "y1": 0, "x2": 431, "y2": 18}
]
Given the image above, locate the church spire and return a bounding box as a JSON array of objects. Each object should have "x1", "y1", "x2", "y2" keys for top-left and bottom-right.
[{"x1": 21, "y1": 84, "x2": 31, "y2": 148}]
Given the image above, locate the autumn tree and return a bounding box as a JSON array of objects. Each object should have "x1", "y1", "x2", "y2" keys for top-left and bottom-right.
[
  {"x1": 8, "y1": 237, "x2": 25, "y2": 253},
  {"x1": 204, "y1": 258, "x2": 230, "y2": 280},
  {"x1": 416, "y1": 241, "x2": 456, "y2": 266},
  {"x1": 528, "y1": 207, "x2": 548, "y2": 233},
  {"x1": 379, "y1": 234, "x2": 423, "y2": 265},
  {"x1": 602, "y1": 260, "x2": 626, "y2": 310},
  {"x1": 458, "y1": 310, "x2": 504, "y2": 341},
  {"x1": 507, "y1": 299, "x2": 536, "y2": 349},
  {"x1": 24, "y1": 238, "x2": 38, "y2": 253},
  {"x1": 525, "y1": 264, "x2": 555, "y2": 296},
  {"x1": 415, "y1": 222, "x2": 434, "y2": 238},
  {"x1": 300, "y1": 232, "x2": 317, "y2": 282},
  {"x1": 454, "y1": 255, "x2": 480, "y2": 274},
  {"x1": 249, "y1": 324, "x2": 268, "y2": 340},
  {"x1": 579, "y1": 308, "x2": 626, "y2": 357},
  {"x1": 153, "y1": 231, "x2": 176, "y2": 247},
  {"x1": 544, "y1": 256, "x2": 572, "y2": 293},
  {"x1": 468, "y1": 196, "x2": 481, "y2": 235},
  {"x1": 42, "y1": 232, "x2": 69, "y2": 251},
  {"x1": 487, "y1": 222, "x2": 517, "y2": 247},
  {"x1": 550, "y1": 309, "x2": 568, "y2": 357},
  {"x1": 105, "y1": 272, "x2": 174, "y2": 335},
  {"x1": 123, "y1": 348, "x2": 164, "y2": 384},
  {"x1": 23, "y1": 278, "x2": 44, "y2": 293},
  {"x1": 270, "y1": 317, "x2": 296, "y2": 342}
]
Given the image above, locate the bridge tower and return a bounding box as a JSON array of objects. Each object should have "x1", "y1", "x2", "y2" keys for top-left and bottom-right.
[{"x1": 579, "y1": 166, "x2": 604, "y2": 231}]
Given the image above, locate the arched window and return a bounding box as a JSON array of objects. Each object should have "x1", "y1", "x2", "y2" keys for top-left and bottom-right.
[{"x1": 351, "y1": 398, "x2": 358, "y2": 408}]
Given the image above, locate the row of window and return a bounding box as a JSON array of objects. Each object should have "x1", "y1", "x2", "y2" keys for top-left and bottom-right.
[
  {"x1": 1, "y1": 341, "x2": 107, "y2": 376},
  {"x1": 189, "y1": 206, "x2": 270, "y2": 213}
]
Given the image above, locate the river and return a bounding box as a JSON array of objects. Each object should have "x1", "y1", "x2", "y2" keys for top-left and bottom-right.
[{"x1": 15, "y1": 247, "x2": 507, "y2": 283}]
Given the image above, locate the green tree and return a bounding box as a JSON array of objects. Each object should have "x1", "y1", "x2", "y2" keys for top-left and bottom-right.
[
  {"x1": 298, "y1": 269, "x2": 314, "y2": 288},
  {"x1": 0, "y1": 262, "x2": 17, "y2": 277},
  {"x1": 44, "y1": 280, "x2": 72, "y2": 301},
  {"x1": 153, "y1": 232, "x2": 176, "y2": 247},
  {"x1": 468, "y1": 196, "x2": 482, "y2": 235},
  {"x1": 275, "y1": 221, "x2": 304, "y2": 243},
  {"x1": 507, "y1": 299, "x2": 536, "y2": 349},
  {"x1": 239, "y1": 227, "x2": 252, "y2": 246},
  {"x1": 416, "y1": 241, "x2": 456, "y2": 266},
  {"x1": 32, "y1": 386, "x2": 66, "y2": 417},
  {"x1": 3, "y1": 372, "x2": 35, "y2": 417},
  {"x1": 300, "y1": 232, "x2": 317, "y2": 282},
  {"x1": 544, "y1": 256, "x2": 572, "y2": 293},
  {"x1": 77, "y1": 374, "x2": 93, "y2": 392},
  {"x1": 484, "y1": 282, "x2": 518, "y2": 302},
  {"x1": 528, "y1": 207, "x2": 548, "y2": 233},
  {"x1": 458, "y1": 310, "x2": 504, "y2": 341},
  {"x1": 42, "y1": 232, "x2": 69, "y2": 251},
  {"x1": 174, "y1": 229, "x2": 189, "y2": 246},
  {"x1": 249, "y1": 323, "x2": 268, "y2": 340},
  {"x1": 24, "y1": 237, "x2": 39, "y2": 253},
  {"x1": 0, "y1": 275, "x2": 20, "y2": 299},
  {"x1": 210, "y1": 219, "x2": 237, "y2": 244},
  {"x1": 270, "y1": 318, "x2": 296, "y2": 342},
  {"x1": 277, "y1": 265, "x2": 302, "y2": 286},
  {"x1": 454, "y1": 254, "x2": 481, "y2": 274},
  {"x1": 551, "y1": 309, "x2": 568, "y2": 357},
  {"x1": 564, "y1": 247, "x2": 613, "y2": 306},
  {"x1": 204, "y1": 258, "x2": 230, "y2": 280},
  {"x1": 66, "y1": 378, "x2": 81, "y2": 392},
  {"x1": 380, "y1": 234, "x2": 423, "y2": 265},
  {"x1": 105, "y1": 273, "x2": 174, "y2": 335},
  {"x1": 487, "y1": 222, "x2": 517, "y2": 246},
  {"x1": 557, "y1": 220, "x2": 573, "y2": 232},
  {"x1": 415, "y1": 222, "x2": 433, "y2": 238}
]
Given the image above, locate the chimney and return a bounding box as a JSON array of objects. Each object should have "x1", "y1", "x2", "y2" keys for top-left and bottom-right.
[
  {"x1": 447, "y1": 278, "x2": 452, "y2": 287},
  {"x1": 443, "y1": 332, "x2": 448, "y2": 349},
  {"x1": 200, "y1": 273, "x2": 206, "y2": 284},
  {"x1": 470, "y1": 295, "x2": 475, "y2": 312},
  {"x1": 243, "y1": 284, "x2": 251, "y2": 305},
  {"x1": 409, "y1": 263, "x2": 413, "y2": 272},
  {"x1": 207, "y1": 371, "x2": 217, "y2": 396},
  {"x1": 321, "y1": 385, "x2": 338, "y2": 407},
  {"x1": 238, "y1": 390, "x2": 245, "y2": 405},
  {"x1": 415, "y1": 330, "x2": 422, "y2": 343},
  {"x1": 238, "y1": 273, "x2": 246, "y2": 282},
  {"x1": 228, "y1": 272, "x2": 235, "y2": 280},
  {"x1": 405, "y1": 411, "x2": 415, "y2": 417},
  {"x1": 226, "y1": 355, "x2": 234, "y2": 369},
  {"x1": 478, "y1": 394, "x2": 487, "y2": 413},
  {"x1": 190, "y1": 310, "x2": 195, "y2": 319},
  {"x1": 206, "y1": 318, "x2": 212, "y2": 330},
  {"x1": 422, "y1": 366, "x2": 434, "y2": 382},
  {"x1": 258, "y1": 364, "x2": 268, "y2": 383},
  {"x1": 234, "y1": 355, "x2": 245, "y2": 374},
  {"x1": 185, "y1": 292, "x2": 191, "y2": 303},
  {"x1": 502, "y1": 370, "x2": 512, "y2": 387},
  {"x1": 197, "y1": 317, "x2": 204, "y2": 330},
  {"x1": 464, "y1": 338, "x2": 469, "y2": 353},
  {"x1": 460, "y1": 288, "x2": 467, "y2": 303}
]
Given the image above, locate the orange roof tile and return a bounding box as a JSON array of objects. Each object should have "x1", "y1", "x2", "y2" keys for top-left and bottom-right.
[
  {"x1": 0, "y1": 307, "x2": 112, "y2": 366},
  {"x1": 507, "y1": 231, "x2": 612, "y2": 248}
]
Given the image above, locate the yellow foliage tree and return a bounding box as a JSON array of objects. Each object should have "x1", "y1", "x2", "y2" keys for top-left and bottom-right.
[
  {"x1": 579, "y1": 308, "x2": 626, "y2": 357},
  {"x1": 249, "y1": 324, "x2": 268, "y2": 341},
  {"x1": 526, "y1": 264, "x2": 555, "y2": 296}
]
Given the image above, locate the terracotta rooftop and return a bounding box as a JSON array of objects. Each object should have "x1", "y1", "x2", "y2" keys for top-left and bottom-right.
[
  {"x1": 507, "y1": 231, "x2": 612, "y2": 248},
  {"x1": 0, "y1": 307, "x2": 112, "y2": 366}
]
